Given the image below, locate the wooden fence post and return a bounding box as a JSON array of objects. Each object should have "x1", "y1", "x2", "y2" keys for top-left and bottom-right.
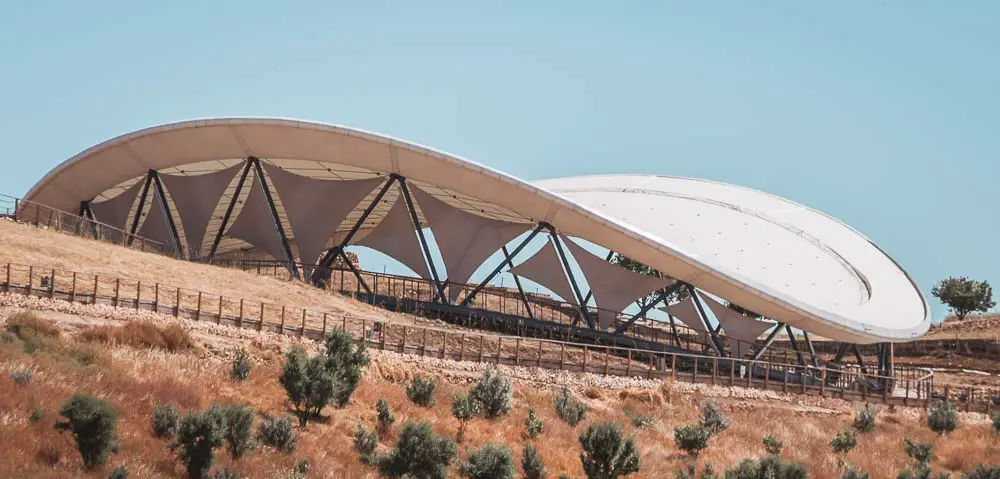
[
  {"x1": 70, "y1": 272, "x2": 77, "y2": 302},
  {"x1": 238, "y1": 299, "x2": 244, "y2": 329},
  {"x1": 422, "y1": 328, "x2": 428, "y2": 356},
  {"x1": 217, "y1": 296, "x2": 223, "y2": 324},
  {"x1": 604, "y1": 347, "x2": 610, "y2": 376},
  {"x1": 27, "y1": 266, "x2": 33, "y2": 296},
  {"x1": 196, "y1": 292, "x2": 202, "y2": 321},
  {"x1": 92, "y1": 275, "x2": 99, "y2": 305},
  {"x1": 300, "y1": 309, "x2": 307, "y2": 337},
  {"x1": 49, "y1": 268, "x2": 55, "y2": 298},
  {"x1": 280, "y1": 306, "x2": 286, "y2": 334},
  {"x1": 459, "y1": 335, "x2": 466, "y2": 361},
  {"x1": 496, "y1": 337, "x2": 502, "y2": 364},
  {"x1": 582, "y1": 346, "x2": 588, "y2": 373},
  {"x1": 3, "y1": 263, "x2": 9, "y2": 292},
  {"x1": 671, "y1": 354, "x2": 677, "y2": 380},
  {"x1": 693, "y1": 357, "x2": 699, "y2": 382},
  {"x1": 441, "y1": 332, "x2": 448, "y2": 359},
  {"x1": 820, "y1": 367, "x2": 827, "y2": 397},
  {"x1": 154, "y1": 283, "x2": 159, "y2": 312},
  {"x1": 174, "y1": 288, "x2": 181, "y2": 317},
  {"x1": 626, "y1": 350, "x2": 632, "y2": 376},
  {"x1": 113, "y1": 278, "x2": 120, "y2": 306},
  {"x1": 135, "y1": 281, "x2": 141, "y2": 309},
  {"x1": 258, "y1": 303, "x2": 264, "y2": 332}
]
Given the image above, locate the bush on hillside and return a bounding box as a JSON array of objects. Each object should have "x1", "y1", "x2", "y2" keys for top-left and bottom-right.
[
  {"x1": 354, "y1": 424, "x2": 379, "y2": 465},
  {"x1": 452, "y1": 394, "x2": 482, "y2": 443},
  {"x1": 522, "y1": 442, "x2": 547, "y2": 479},
  {"x1": 963, "y1": 465, "x2": 1000, "y2": 479},
  {"x1": 376, "y1": 399, "x2": 395, "y2": 434},
  {"x1": 279, "y1": 346, "x2": 337, "y2": 426},
  {"x1": 625, "y1": 410, "x2": 654, "y2": 429},
  {"x1": 80, "y1": 321, "x2": 194, "y2": 352},
  {"x1": 763, "y1": 434, "x2": 783, "y2": 456},
  {"x1": 723, "y1": 456, "x2": 808, "y2": 479},
  {"x1": 853, "y1": 404, "x2": 877, "y2": 433},
  {"x1": 675, "y1": 463, "x2": 716, "y2": 479},
  {"x1": 230, "y1": 348, "x2": 252, "y2": 382},
  {"x1": 153, "y1": 401, "x2": 181, "y2": 438},
  {"x1": 5, "y1": 311, "x2": 60, "y2": 338},
  {"x1": 219, "y1": 404, "x2": 255, "y2": 460},
  {"x1": 9, "y1": 366, "x2": 33, "y2": 385},
  {"x1": 673, "y1": 425, "x2": 710, "y2": 458},
  {"x1": 55, "y1": 393, "x2": 119, "y2": 469},
  {"x1": 406, "y1": 375, "x2": 437, "y2": 407},
  {"x1": 210, "y1": 468, "x2": 239, "y2": 479},
  {"x1": 108, "y1": 464, "x2": 129, "y2": 479},
  {"x1": 579, "y1": 421, "x2": 640, "y2": 479},
  {"x1": 830, "y1": 430, "x2": 857, "y2": 466},
  {"x1": 927, "y1": 400, "x2": 959, "y2": 435},
  {"x1": 170, "y1": 407, "x2": 227, "y2": 479},
  {"x1": 256, "y1": 415, "x2": 296, "y2": 453},
  {"x1": 554, "y1": 386, "x2": 587, "y2": 426},
  {"x1": 30, "y1": 407, "x2": 44, "y2": 423},
  {"x1": 377, "y1": 421, "x2": 457, "y2": 479},
  {"x1": 903, "y1": 438, "x2": 934, "y2": 466},
  {"x1": 699, "y1": 401, "x2": 729, "y2": 437},
  {"x1": 840, "y1": 468, "x2": 869, "y2": 479},
  {"x1": 459, "y1": 443, "x2": 515, "y2": 479},
  {"x1": 320, "y1": 330, "x2": 369, "y2": 407},
  {"x1": 992, "y1": 413, "x2": 1000, "y2": 434},
  {"x1": 470, "y1": 368, "x2": 513, "y2": 419},
  {"x1": 525, "y1": 407, "x2": 543, "y2": 439}
]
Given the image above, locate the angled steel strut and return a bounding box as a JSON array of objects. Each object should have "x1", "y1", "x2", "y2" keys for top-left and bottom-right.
[
  {"x1": 125, "y1": 172, "x2": 154, "y2": 246},
  {"x1": 149, "y1": 170, "x2": 183, "y2": 257},
  {"x1": 547, "y1": 226, "x2": 594, "y2": 329},
  {"x1": 460, "y1": 222, "x2": 546, "y2": 307},
  {"x1": 396, "y1": 175, "x2": 448, "y2": 304},
  {"x1": 208, "y1": 160, "x2": 254, "y2": 261}
]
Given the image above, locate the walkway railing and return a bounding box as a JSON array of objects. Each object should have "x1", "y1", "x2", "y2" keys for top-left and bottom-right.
[{"x1": 5, "y1": 261, "x2": 991, "y2": 413}]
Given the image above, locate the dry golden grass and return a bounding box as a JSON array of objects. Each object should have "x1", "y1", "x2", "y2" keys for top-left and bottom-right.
[
  {"x1": 2, "y1": 311, "x2": 999, "y2": 478},
  {"x1": 79, "y1": 321, "x2": 196, "y2": 353},
  {"x1": 5, "y1": 310, "x2": 61, "y2": 338}
]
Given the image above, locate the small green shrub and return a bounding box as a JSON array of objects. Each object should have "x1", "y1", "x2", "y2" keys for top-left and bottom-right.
[
  {"x1": 354, "y1": 424, "x2": 379, "y2": 465},
  {"x1": 724, "y1": 456, "x2": 807, "y2": 479},
  {"x1": 294, "y1": 459, "x2": 310, "y2": 476},
  {"x1": 30, "y1": 407, "x2": 44, "y2": 423},
  {"x1": 554, "y1": 386, "x2": 587, "y2": 426},
  {"x1": 153, "y1": 401, "x2": 181, "y2": 438},
  {"x1": 452, "y1": 394, "x2": 482, "y2": 443},
  {"x1": 459, "y1": 443, "x2": 515, "y2": 479},
  {"x1": 525, "y1": 407, "x2": 543, "y2": 439},
  {"x1": 853, "y1": 404, "x2": 877, "y2": 433},
  {"x1": 673, "y1": 425, "x2": 710, "y2": 458},
  {"x1": 256, "y1": 415, "x2": 296, "y2": 453},
  {"x1": 170, "y1": 407, "x2": 227, "y2": 479},
  {"x1": 279, "y1": 346, "x2": 335, "y2": 427},
  {"x1": 230, "y1": 348, "x2": 252, "y2": 383},
  {"x1": 699, "y1": 401, "x2": 729, "y2": 437},
  {"x1": 9, "y1": 366, "x2": 33, "y2": 385},
  {"x1": 377, "y1": 421, "x2": 457, "y2": 479},
  {"x1": 675, "y1": 462, "x2": 716, "y2": 479},
  {"x1": 840, "y1": 468, "x2": 869, "y2": 479},
  {"x1": 579, "y1": 421, "x2": 640, "y2": 479},
  {"x1": 624, "y1": 410, "x2": 654, "y2": 429},
  {"x1": 522, "y1": 442, "x2": 547, "y2": 479},
  {"x1": 830, "y1": 429, "x2": 857, "y2": 467},
  {"x1": 55, "y1": 393, "x2": 119, "y2": 469},
  {"x1": 963, "y1": 465, "x2": 1000, "y2": 479},
  {"x1": 470, "y1": 368, "x2": 513, "y2": 419},
  {"x1": 406, "y1": 375, "x2": 437, "y2": 407},
  {"x1": 903, "y1": 438, "x2": 934, "y2": 466},
  {"x1": 210, "y1": 468, "x2": 239, "y2": 479},
  {"x1": 376, "y1": 399, "x2": 395, "y2": 434},
  {"x1": 108, "y1": 464, "x2": 129, "y2": 479},
  {"x1": 992, "y1": 413, "x2": 1000, "y2": 434},
  {"x1": 763, "y1": 434, "x2": 783, "y2": 456},
  {"x1": 220, "y1": 404, "x2": 255, "y2": 460},
  {"x1": 927, "y1": 400, "x2": 959, "y2": 435},
  {"x1": 321, "y1": 330, "x2": 370, "y2": 407}
]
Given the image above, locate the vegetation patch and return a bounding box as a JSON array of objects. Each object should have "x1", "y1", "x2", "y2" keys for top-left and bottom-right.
[{"x1": 79, "y1": 321, "x2": 195, "y2": 352}]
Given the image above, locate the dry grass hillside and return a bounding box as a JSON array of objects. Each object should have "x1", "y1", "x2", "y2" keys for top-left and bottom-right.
[{"x1": 2, "y1": 301, "x2": 1000, "y2": 478}]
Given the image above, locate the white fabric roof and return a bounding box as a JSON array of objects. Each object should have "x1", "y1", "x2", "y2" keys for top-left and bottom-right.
[{"x1": 23, "y1": 118, "x2": 930, "y2": 343}]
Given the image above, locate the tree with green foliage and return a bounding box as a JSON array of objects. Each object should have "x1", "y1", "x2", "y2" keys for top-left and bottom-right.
[
  {"x1": 932, "y1": 277, "x2": 995, "y2": 321},
  {"x1": 525, "y1": 407, "x2": 544, "y2": 439},
  {"x1": 219, "y1": 404, "x2": 255, "y2": 460},
  {"x1": 321, "y1": 330, "x2": 370, "y2": 407},
  {"x1": 55, "y1": 393, "x2": 119, "y2": 469},
  {"x1": 170, "y1": 407, "x2": 227, "y2": 479},
  {"x1": 763, "y1": 434, "x2": 783, "y2": 456},
  {"x1": 522, "y1": 442, "x2": 548, "y2": 479},
  {"x1": 376, "y1": 399, "x2": 395, "y2": 434},
  {"x1": 153, "y1": 401, "x2": 181, "y2": 438},
  {"x1": 378, "y1": 421, "x2": 457, "y2": 479},
  {"x1": 407, "y1": 375, "x2": 437, "y2": 407},
  {"x1": 354, "y1": 424, "x2": 379, "y2": 465},
  {"x1": 470, "y1": 368, "x2": 512, "y2": 419},
  {"x1": 963, "y1": 465, "x2": 1000, "y2": 479},
  {"x1": 451, "y1": 394, "x2": 481, "y2": 443},
  {"x1": 674, "y1": 425, "x2": 710, "y2": 458},
  {"x1": 279, "y1": 346, "x2": 335, "y2": 426},
  {"x1": 579, "y1": 422, "x2": 640, "y2": 479},
  {"x1": 927, "y1": 400, "x2": 960, "y2": 435},
  {"x1": 459, "y1": 443, "x2": 515, "y2": 479},
  {"x1": 853, "y1": 404, "x2": 877, "y2": 433},
  {"x1": 724, "y1": 456, "x2": 808, "y2": 479},
  {"x1": 699, "y1": 401, "x2": 729, "y2": 437},
  {"x1": 904, "y1": 438, "x2": 934, "y2": 466},
  {"x1": 554, "y1": 386, "x2": 587, "y2": 426},
  {"x1": 830, "y1": 430, "x2": 857, "y2": 468}
]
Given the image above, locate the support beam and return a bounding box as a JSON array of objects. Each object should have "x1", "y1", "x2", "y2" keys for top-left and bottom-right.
[
  {"x1": 311, "y1": 176, "x2": 396, "y2": 289},
  {"x1": 750, "y1": 322, "x2": 786, "y2": 361},
  {"x1": 149, "y1": 171, "x2": 183, "y2": 257},
  {"x1": 250, "y1": 158, "x2": 299, "y2": 280},
  {"x1": 852, "y1": 344, "x2": 869, "y2": 376},
  {"x1": 502, "y1": 245, "x2": 534, "y2": 319},
  {"x1": 460, "y1": 222, "x2": 545, "y2": 306},
  {"x1": 687, "y1": 285, "x2": 724, "y2": 356},
  {"x1": 397, "y1": 176, "x2": 448, "y2": 304},
  {"x1": 80, "y1": 201, "x2": 98, "y2": 239},
  {"x1": 548, "y1": 227, "x2": 594, "y2": 329},
  {"x1": 666, "y1": 313, "x2": 682, "y2": 347},
  {"x1": 612, "y1": 281, "x2": 685, "y2": 336},
  {"x1": 784, "y1": 325, "x2": 808, "y2": 367},
  {"x1": 126, "y1": 172, "x2": 154, "y2": 246},
  {"x1": 208, "y1": 160, "x2": 253, "y2": 260},
  {"x1": 802, "y1": 331, "x2": 820, "y2": 368}
]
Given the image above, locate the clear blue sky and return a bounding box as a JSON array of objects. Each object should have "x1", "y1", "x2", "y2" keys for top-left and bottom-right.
[{"x1": 1, "y1": 1, "x2": 997, "y2": 322}]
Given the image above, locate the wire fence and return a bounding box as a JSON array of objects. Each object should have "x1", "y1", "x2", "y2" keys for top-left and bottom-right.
[{"x1": 7, "y1": 260, "x2": 997, "y2": 413}]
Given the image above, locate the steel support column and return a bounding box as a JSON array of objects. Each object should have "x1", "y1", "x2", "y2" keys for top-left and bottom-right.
[
  {"x1": 750, "y1": 322, "x2": 786, "y2": 361},
  {"x1": 461, "y1": 223, "x2": 545, "y2": 306},
  {"x1": 126, "y1": 172, "x2": 155, "y2": 246},
  {"x1": 687, "y1": 286, "x2": 724, "y2": 356},
  {"x1": 852, "y1": 344, "x2": 869, "y2": 376},
  {"x1": 784, "y1": 325, "x2": 808, "y2": 367},
  {"x1": 149, "y1": 171, "x2": 183, "y2": 257},
  {"x1": 310, "y1": 176, "x2": 397, "y2": 289},
  {"x1": 666, "y1": 313, "x2": 682, "y2": 347},
  {"x1": 80, "y1": 201, "x2": 98, "y2": 239},
  {"x1": 502, "y1": 245, "x2": 534, "y2": 319},
  {"x1": 613, "y1": 281, "x2": 685, "y2": 336},
  {"x1": 250, "y1": 157, "x2": 299, "y2": 280},
  {"x1": 397, "y1": 176, "x2": 447, "y2": 304},
  {"x1": 547, "y1": 227, "x2": 594, "y2": 329},
  {"x1": 802, "y1": 331, "x2": 820, "y2": 368},
  {"x1": 208, "y1": 160, "x2": 254, "y2": 260}
]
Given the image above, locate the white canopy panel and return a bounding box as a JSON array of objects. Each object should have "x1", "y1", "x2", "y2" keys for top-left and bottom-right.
[{"x1": 23, "y1": 118, "x2": 930, "y2": 343}]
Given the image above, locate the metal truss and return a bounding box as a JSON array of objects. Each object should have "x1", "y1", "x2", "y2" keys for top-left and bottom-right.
[
  {"x1": 125, "y1": 172, "x2": 154, "y2": 246},
  {"x1": 547, "y1": 225, "x2": 595, "y2": 329},
  {"x1": 459, "y1": 222, "x2": 546, "y2": 307},
  {"x1": 751, "y1": 322, "x2": 786, "y2": 361},
  {"x1": 784, "y1": 324, "x2": 808, "y2": 367},
  {"x1": 148, "y1": 170, "x2": 183, "y2": 257},
  {"x1": 501, "y1": 245, "x2": 534, "y2": 319},
  {"x1": 397, "y1": 175, "x2": 448, "y2": 304},
  {"x1": 249, "y1": 157, "x2": 299, "y2": 280},
  {"x1": 687, "y1": 285, "x2": 724, "y2": 356},
  {"x1": 208, "y1": 160, "x2": 254, "y2": 260},
  {"x1": 612, "y1": 281, "x2": 685, "y2": 336}
]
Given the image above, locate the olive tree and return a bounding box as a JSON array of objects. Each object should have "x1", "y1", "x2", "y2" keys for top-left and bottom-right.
[{"x1": 932, "y1": 277, "x2": 995, "y2": 321}]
